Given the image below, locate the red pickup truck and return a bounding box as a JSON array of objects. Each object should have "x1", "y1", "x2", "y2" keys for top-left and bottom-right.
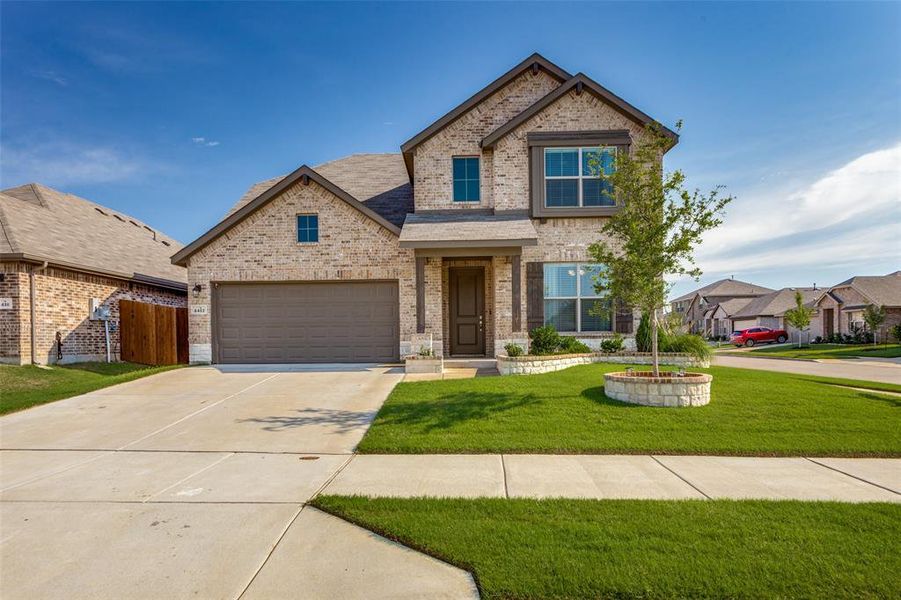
[{"x1": 730, "y1": 327, "x2": 788, "y2": 347}]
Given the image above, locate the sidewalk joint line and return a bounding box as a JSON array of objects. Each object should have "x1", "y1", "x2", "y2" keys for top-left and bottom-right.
[
  {"x1": 804, "y1": 457, "x2": 900, "y2": 496},
  {"x1": 237, "y1": 504, "x2": 305, "y2": 600},
  {"x1": 500, "y1": 454, "x2": 510, "y2": 499},
  {"x1": 142, "y1": 453, "x2": 235, "y2": 503},
  {"x1": 310, "y1": 453, "x2": 356, "y2": 500},
  {"x1": 0, "y1": 451, "x2": 114, "y2": 493},
  {"x1": 650, "y1": 455, "x2": 711, "y2": 499}
]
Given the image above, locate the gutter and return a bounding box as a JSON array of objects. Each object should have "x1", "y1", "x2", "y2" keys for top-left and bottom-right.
[
  {"x1": 29, "y1": 260, "x2": 48, "y2": 364},
  {"x1": 2, "y1": 253, "x2": 187, "y2": 293}
]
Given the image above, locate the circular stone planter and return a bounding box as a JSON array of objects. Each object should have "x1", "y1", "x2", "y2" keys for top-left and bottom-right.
[{"x1": 603, "y1": 371, "x2": 712, "y2": 407}]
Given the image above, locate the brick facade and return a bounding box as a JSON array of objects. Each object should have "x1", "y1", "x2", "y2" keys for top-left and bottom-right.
[
  {"x1": 181, "y1": 58, "x2": 660, "y2": 362},
  {"x1": 818, "y1": 288, "x2": 901, "y2": 342},
  {"x1": 0, "y1": 261, "x2": 186, "y2": 365}
]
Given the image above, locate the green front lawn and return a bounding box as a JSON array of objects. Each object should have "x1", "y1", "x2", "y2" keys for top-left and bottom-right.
[
  {"x1": 358, "y1": 364, "x2": 901, "y2": 456},
  {"x1": 747, "y1": 343, "x2": 901, "y2": 359},
  {"x1": 314, "y1": 496, "x2": 901, "y2": 600},
  {"x1": 0, "y1": 362, "x2": 183, "y2": 415}
]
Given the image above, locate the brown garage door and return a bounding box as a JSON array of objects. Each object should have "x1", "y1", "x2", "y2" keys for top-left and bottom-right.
[{"x1": 214, "y1": 281, "x2": 399, "y2": 364}]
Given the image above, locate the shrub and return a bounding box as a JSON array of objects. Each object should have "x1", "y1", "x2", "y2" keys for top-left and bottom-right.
[
  {"x1": 529, "y1": 325, "x2": 562, "y2": 355},
  {"x1": 661, "y1": 333, "x2": 711, "y2": 361},
  {"x1": 600, "y1": 334, "x2": 624, "y2": 353},
  {"x1": 891, "y1": 324, "x2": 901, "y2": 344},
  {"x1": 814, "y1": 336, "x2": 823, "y2": 344},
  {"x1": 504, "y1": 343, "x2": 524, "y2": 357},
  {"x1": 636, "y1": 312, "x2": 667, "y2": 352},
  {"x1": 559, "y1": 336, "x2": 591, "y2": 354}
]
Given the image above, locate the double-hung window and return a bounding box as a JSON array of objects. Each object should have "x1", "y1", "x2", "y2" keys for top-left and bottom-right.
[
  {"x1": 544, "y1": 147, "x2": 615, "y2": 207},
  {"x1": 543, "y1": 263, "x2": 612, "y2": 332},
  {"x1": 297, "y1": 214, "x2": 318, "y2": 243},
  {"x1": 452, "y1": 156, "x2": 480, "y2": 202}
]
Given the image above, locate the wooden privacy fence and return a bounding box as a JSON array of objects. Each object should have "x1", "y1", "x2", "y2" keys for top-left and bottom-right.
[{"x1": 119, "y1": 299, "x2": 188, "y2": 365}]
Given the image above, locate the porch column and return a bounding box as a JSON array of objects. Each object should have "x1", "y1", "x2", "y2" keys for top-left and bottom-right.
[{"x1": 511, "y1": 254, "x2": 521, "y2": 332}]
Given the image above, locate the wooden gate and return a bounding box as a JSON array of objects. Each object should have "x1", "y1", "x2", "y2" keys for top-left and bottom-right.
[{"x1": 119, "y1": 299, "x2": 188, "y2": 365}]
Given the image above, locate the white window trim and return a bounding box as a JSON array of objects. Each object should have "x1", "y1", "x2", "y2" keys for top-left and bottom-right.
[
  {"x1": 543, "y1": 146, "x2": 616, "y2": 208},
  {"x1": 543, "y1": 262, "x2": 611, "y2": 333}
]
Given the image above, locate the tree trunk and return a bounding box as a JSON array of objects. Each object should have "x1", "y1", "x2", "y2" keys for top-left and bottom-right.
[{"x1": 651, "y1": 308, "x2": 660, "y2": 377}]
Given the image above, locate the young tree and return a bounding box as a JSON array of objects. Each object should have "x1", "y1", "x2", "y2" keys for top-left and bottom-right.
[
  {"x1": 862, "y1": 304, "x2": 887, "y2": 345},
  {"x1": 783, "y1": 291, "x2": 814, "y2": 347},
  {"x1": 588, "y1": 122, "x2": 732, "y2": 375}
]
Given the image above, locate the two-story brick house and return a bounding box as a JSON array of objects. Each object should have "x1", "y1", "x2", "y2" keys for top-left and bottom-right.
[{"x1": 172, "y1": 54, "x2": 677, "y2": 364}]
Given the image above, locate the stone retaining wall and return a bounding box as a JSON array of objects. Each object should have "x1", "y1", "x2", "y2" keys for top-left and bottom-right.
[
  {"x1": 603, "y1": 372, "x2": 712, "y2": 407},
  {"x1": 497, "y1": 352, "x2": 709, "y2": 376}
]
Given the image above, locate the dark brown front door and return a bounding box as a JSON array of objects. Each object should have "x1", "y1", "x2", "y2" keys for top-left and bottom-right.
[{"x1": 449, "y1": 267, "x2": 485, "y2": 356}]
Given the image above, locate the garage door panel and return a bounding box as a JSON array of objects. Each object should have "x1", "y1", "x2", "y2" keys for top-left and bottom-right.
[{"x1": 214, "y1": 281, "x2": 399, "y2": 364}]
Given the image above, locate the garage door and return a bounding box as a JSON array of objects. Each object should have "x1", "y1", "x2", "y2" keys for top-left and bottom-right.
[{"x1": 214, "y1": 281, "x2": 399, "y2": 364}]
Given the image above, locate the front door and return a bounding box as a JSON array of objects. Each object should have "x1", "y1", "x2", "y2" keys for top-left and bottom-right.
[
  {"x1": 823, "y1": 308, "x2": 834, "y2": 337},
  {"x1": 449, "y1": 267, "x2": 485, "y2": 356}
]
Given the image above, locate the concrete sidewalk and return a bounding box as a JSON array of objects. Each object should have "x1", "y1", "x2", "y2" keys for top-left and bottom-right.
[
  {"x1": 323, "y1": 454, "x2": 901, "y2": 502},
  {"x1": 714, "y1": 354, "x2": 901, "y2": 384}
]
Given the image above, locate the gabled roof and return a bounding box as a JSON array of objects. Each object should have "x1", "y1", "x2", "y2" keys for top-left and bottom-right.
[
  {"x1": 226, "y1": 154, "x2": 412, "y2": 227},
  {"x1": 733, "y1": 288, "x2": 820, "y2": 319},
  {"x1": 671, "y1": 278, "x2": 774, "y2": 304},
  {"x1": 172, "y1": 164, "x2": 402, "y2": 266},
  {"x1": 822, "y1": 272, "x2": 901, "y2": 308},
  {"x1": 481, "y1": 72, "x2": 679, "y2": 149},
  {"x1": 399, "y1": 53, "x2": 572, "y2": 177},
  {"x1": 0, "y1": 183, "x2": 186, "y2": 288},
  {"x1": 710, "y1": 297, "x2": 753, "y2": 318}
]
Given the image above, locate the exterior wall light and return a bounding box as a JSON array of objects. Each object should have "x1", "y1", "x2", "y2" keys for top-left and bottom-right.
[{"x1": 192, "y1": 284, "x2": 203, "y2": 297}]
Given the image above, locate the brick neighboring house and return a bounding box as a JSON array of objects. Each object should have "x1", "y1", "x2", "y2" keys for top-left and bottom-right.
[
  {"x1": 730, "y1": 287, "x2": 822, "y2": 342},
  {"x1": 815, "y1": 271, "x2": 901, "y2": 342},
  {"x1": 0, "y1": 183, "x2": 187, "y2": 364},
  {"x1": 172, "y1": 53, "x2": 679, "y2": 364},
  {"x1": 670, "y1": 278, "x2": 774, "y2": 335}
]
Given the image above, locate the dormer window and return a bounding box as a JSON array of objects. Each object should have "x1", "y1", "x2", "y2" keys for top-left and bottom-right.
[
  {"x1": 452, "y1": 156, "x2": 480, "y2": 202},
  {"x1": 544, "y1": 147, "x2": 615, "y2": 207}
]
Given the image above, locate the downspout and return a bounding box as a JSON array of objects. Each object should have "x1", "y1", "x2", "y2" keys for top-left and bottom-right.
[{"x1": 29, "y1": 261, "x2": 48, "y2": 365}]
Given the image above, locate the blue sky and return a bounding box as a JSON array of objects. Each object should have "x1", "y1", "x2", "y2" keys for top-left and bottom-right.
[{"x1": 2, "y1": 1, "x2": 899, "y2": 299}]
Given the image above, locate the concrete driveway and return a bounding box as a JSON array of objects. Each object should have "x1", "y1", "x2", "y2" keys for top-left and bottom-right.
[
  {"x1": 714, "y1": 354, "x2": 901, "y2": 384},
  {"x1": 0, "y1": 365, "x2": 478, "y2": 600}
]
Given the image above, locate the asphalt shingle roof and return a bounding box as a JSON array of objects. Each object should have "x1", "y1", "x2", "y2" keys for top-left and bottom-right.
[
  {"x1": 228, "y1": 154, "x2": 413, "y2": 228},
  {"x1": 671, "y1": 278, "x2": 775, "y2": 303},
  {"x1": 828, "y1": 272, "x2": 901, "y2": 308},
  {"x1": 733, "y1": 287, "x2": 820, "y2": 318},
  {"x1": 399, "y1": 212, "x2": 539, "y2": 245},
  {"x1": 0, "y1": 183, "x2": 186, "y2": 286}
]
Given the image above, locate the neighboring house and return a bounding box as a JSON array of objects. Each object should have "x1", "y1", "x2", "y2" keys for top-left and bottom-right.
[
  {"x1": 731, "y1": 287, "x2": 822, "y2": 341},
  {"x1": 704, "y1": 298, "x2": 754, "y2": 339},
  {"x1": 0, "y1": 183, "x2": 187, "y2": 364},
  {"x1": 815, "y1": 271, "x2": 901, "y2": 341},
  {"x1": 172, "y1": 53, "x2": 678, "y2": 364},
  {"x1": 671, "y1": 278, "x2": 774, "y2": 335}
]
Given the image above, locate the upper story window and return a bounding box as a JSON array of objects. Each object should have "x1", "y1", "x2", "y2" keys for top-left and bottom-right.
[
  {"x1": 544, "y1": 147, "x2": 615, "y2": 208},
  {"x1": 452, "y1": 156, "x2": 480, "y2": 202},
  {"x1": 297, "y1": 214, "x2": 319, "y2": 243},
  {"x1": 543, "y1": 263, "x2": 612, "y2": 333}
]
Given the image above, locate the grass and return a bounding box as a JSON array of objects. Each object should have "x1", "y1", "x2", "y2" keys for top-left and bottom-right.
[
  {"x1": 314, "y1": 496, "x2": 901, "y2": 600},
  {"x1": 745, "y1": 343, "x2": 901, "y2": 360},
  {"x1": 357, "y1": 364, "x2": 901, "y2": 456},
  {"x1": 0, "y1": 362, "x2": 183, "y2": 415}
]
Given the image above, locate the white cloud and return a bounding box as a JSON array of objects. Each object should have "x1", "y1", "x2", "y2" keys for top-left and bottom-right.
[
  {"x1": 688, "y1": 142, "x2": 901, "y2": 279},
  {"x1": 192, "y1": 137, "x2": 220, "y2": 147},
  {"x1": 32, "y1": 70, "x2": 68, "y2": 86},
  {"x1": 0, "y1": 141, "x2": 152, "y2": 186}
]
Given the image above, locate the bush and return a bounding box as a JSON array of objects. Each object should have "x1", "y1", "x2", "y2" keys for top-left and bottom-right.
[
  {"x1": 559, "y1": 336, "x2": 591, "y2": 354},
  {"x1": 661, "y1": 333, "x2": 712, "y2": 361},
  {"x1": 636, "y1": 312, "x2": 667, "y2": 352},
  {"x1": 504, "y1": 343, "x2": 524, "y2": 357},
  {"x1": 529, "y1": 325, "x2": 562, "y2": 355},
  {"x1": 600, "y1": 334, "x2": 625, "y2": 353},
  {"x1": 891, "y1": 324, "x2": 901, "y2": 344},
  {"x1": 814, "y1": 336, "x2": 823, "y2": 344}
]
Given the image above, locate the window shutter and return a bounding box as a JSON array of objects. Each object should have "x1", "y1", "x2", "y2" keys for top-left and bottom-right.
[
  {"x1": 614, "y1": 300, "x2": 633, "y2": 334},
  {"x1": 526, "y1": 262, "x2": 544, "y2": 331}
]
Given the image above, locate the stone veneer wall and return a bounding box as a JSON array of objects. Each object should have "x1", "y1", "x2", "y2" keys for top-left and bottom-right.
[
  {"x1": 185, "y1": 178, "x2": 431, "y2": 364},
  {"x1": 0, "y1": 261, "x2": 186, "y2": 365},
  {"x1": 604, "y1": 372, "x2": 712, "y2": 407},
  {"x1": 413, "y1": 70, "x2": 561, "y2": 211},
  {"x1": 497, "y1": 352, "x2": 709, "y2": 376}
]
